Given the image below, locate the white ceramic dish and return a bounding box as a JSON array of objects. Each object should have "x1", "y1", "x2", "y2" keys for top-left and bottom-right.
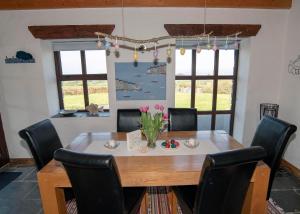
[
  {"x1": 59, "y1": 110, "x2": 77, "y2": 116},
  {"x1": 184, "y1": 140, "x2": 200, "y2": 149},
  {"x1": 104, "y1": 141, "x2": 120, "y2": 149}
]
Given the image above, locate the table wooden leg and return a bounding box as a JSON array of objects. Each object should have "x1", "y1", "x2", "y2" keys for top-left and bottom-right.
[
  {"x1": 140, "y1": 192, "x2": 148, "y2": 214},
  {"x1": 38, "y1": 173, "x2": 67, "y2": 214},
  {"x1": 242, "y1": 165, "x2": 270, "y2": 214},
  {"x1": 167, "y1": 188, "x2": 173, "y2": 212},
  {"x1": 171, "y1": 191, "x2": 178, "y2": 214}
]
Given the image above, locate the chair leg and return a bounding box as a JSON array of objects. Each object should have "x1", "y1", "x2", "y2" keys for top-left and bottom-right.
[
  {"x1": 167, "y1": 188, "x2": 173, "y2": 212},
  {"x1": 170, "y1": 190, "x2": 178, "y2": 214},
  {"x1": 140, "y1": 192, "x2": 148, "y2": 214}
]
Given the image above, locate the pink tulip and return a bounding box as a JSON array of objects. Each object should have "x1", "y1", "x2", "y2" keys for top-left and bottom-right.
[
  {"x1": 163, "y1": 113, "x2": 168, "y2": 121},
  {"x1": 139, "y1": 106, "x2": 148, "y2": 113},
  {"x1": 159, "y1": 105, "x2": 164, "y2": 112},
  {"x1": 154, "y1": 104, "x2": 160, "y2": 110},
  {"x1": 139, "y1": 106, "x2": 144, "y2": 112}
]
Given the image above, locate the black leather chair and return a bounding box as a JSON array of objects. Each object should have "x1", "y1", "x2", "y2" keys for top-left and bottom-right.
[
  {"x1": 18, "y1": 119, "x2": 74, "y2": 202},
  {"x1": 18, "y1": 119, "x2": 63, "y2": 170},
  {"x1": 173, "y1": 146, "x2": 266, "y2": 214},
  {"x1": 54, "y1": 149, "x2": 146, "y2": 214},
  {"x1": 251, "y1": 116, "x2": 297, "y2": 199},
  {"x1": 117, "y1": 109, "x2": 141, "y2": 132},
  {"x1": 168, "y1": 108, "x2": 197, "y2": 131}
]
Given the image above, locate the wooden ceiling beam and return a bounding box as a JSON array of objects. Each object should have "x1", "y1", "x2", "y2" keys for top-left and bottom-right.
[
  {"x1": 0, "y1": 0, "x2": 292, "y2": 10},
  {"x1": 28, "y1": 25, "x2": 115, "y2": 40},
  {"x1": 164, "y1": 24, "x2": 261, "y2": 37}
]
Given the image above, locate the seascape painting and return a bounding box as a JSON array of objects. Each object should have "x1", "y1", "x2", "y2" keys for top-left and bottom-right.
[{"x1": 115, "y1": 62, "x2": 166, "y2": 100}]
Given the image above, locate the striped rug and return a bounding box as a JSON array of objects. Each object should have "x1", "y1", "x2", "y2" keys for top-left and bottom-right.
[
  {"x1": 267, "y1": 199, "x2": 285, "y2": 214},
  {"x1": 66, "y1": 187, "x2": 284, "y2": 214}
]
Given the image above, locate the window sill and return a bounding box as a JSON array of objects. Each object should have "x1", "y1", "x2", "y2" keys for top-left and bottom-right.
[{"x1": 51, "y1": 111, "x2": 110, "y2": 118}]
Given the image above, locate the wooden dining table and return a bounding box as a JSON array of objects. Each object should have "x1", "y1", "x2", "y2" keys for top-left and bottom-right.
[{"x1": 37, "y1": 131, "x2": 270, "y2": 214}]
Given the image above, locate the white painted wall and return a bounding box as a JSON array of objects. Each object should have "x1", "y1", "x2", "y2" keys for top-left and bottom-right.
[
  {"x1": 0, "y1": 7, "x2": 289, "y2": 158},
  {"x1": 233, "y1": 39, "x2": 251, "y2": 143},
  {"x1": 278, "y1": 0, "x2": 300, "y2": 169}
]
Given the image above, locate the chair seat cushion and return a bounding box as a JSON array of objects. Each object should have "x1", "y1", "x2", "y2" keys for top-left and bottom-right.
[
  {"x1": 173, "y1": 185, "x2": 197, "y2": 214},
  {"x1": 124, "y1": 187, "x2": 146, "y2": 214}
]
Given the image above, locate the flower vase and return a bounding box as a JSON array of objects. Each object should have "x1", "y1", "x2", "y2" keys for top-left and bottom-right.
[{"x1": 144, "y1": 131, "x2": 159, "y2": 149}]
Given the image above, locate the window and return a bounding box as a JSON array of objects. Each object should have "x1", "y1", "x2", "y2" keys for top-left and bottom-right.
[
  {"x1": 54, "y1": 50, "x2": 109, "y2": 111},
  {"x1": 175, "y1": 48, "x2": 239, "y2": 135}
]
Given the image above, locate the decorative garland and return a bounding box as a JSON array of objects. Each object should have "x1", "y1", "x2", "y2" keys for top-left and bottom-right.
[{"x1": 94, "y1": 31, "x2": 241, "y2": 62}]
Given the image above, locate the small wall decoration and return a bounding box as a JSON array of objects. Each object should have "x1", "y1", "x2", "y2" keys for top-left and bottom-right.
[
  {"x1": 288, "y1": 55, "x2": 300, "y2": 75},
  {"x1": 5, "y1": 51, "x2": 35, "y2": 64},
  {"x1": 260, "y1": 103, "x2": 279, "y2": 119},
  {"x1": 115, "y1": 62, "x2": 166, "y2": 100}
]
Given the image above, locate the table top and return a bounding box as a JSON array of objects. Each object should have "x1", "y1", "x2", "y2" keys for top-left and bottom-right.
[{"x1": 38, "y1": 131, "x2": 267, "y2": 187}]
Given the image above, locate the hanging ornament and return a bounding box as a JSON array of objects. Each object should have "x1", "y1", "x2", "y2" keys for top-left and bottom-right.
[
  {"x1": 133, "y1": 45, "x2": 138, "y2": 61},
  {"x1": 166, "y1": 44, "x2": 172, "y2": 57},
  {"x1": 234, "y1": 34, "x2": 239, "y2": 49},
  {"x1": 234, "y1": 41, "x2": 239, "y2": 49},
  {"x1": 97, "y1": 40, "x2": 103, "y2": 49},
  {"x1": 153, "y1": 43, "x2": 159, "y2": 59},
  {"x1": 104, "y1": 37, "x2": 111, "y2": 50},
  {"x1": 138, "y1": 44, "x2": 147, "y2": 52},
  {"x1": 206, "y1": 35, "x2": 211, "y2": 50},
  {"x1": 167, "y1": 57, "x2": 172, "y2": 64},
  {"x1": 225, "y1": 36, "x2": 229, "y2": 50},
  {"x1": 96, "y1": 35, "x2": 103, "y2": 48},
  {"x1": 180, "y1": 39, "x2": 185, "y2": 55},
  {"x1": 196, "y1": 38, "x2": 202, "y2": 53},
  {"x1": 196, "y1": 46, "x2": 202, "y2": 53},
  {"x1": 153, "y1": 49, "x2": 159, "y2": 58},
  {"x1": 114, "y1": 37, "x2": 119, "y2": 51},
  {"x1": 114, "y1": 50, "x2": 120, "y2": 58},
  {"x1": 166, "y1": 43, "x2": 172, "y2": 64},
  {"x1": 212, "y1": 37, "x2": 218, "y2": 51},
  {"x1": 180, "y1": 48, "x2": 186, "y2": 55}
]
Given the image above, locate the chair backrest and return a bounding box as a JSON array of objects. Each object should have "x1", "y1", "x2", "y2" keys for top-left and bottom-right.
[
  {"x1": 54, "y1": 149, "x2": 125, "y2": 214},
  {"x1": 251, "y1": 116, "x2": 297, "y2": 199},
  {"x1": 18, "y1": 119, "x2": 62, "y2": 170},
  {"x1": 168, "y1": 108, "x2": 197, "y2": 131},
  {"x1": 194, "y1": 146, "x2": 266, "y2": 214},
  {"x1": 117, "y1": 109, "x2": 141, "y2": 132}
]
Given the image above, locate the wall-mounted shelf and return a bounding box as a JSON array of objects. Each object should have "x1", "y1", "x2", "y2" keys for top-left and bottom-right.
[
  {"x1": 164, "y1": 24, "x2": 261, "y2": 37},
  {"x1": 28, "y1": 25, "x2": 115, "y2": 40}
]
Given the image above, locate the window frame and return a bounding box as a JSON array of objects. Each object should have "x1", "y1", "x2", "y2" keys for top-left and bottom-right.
[
  {"x1": 175, "y1": 49, "x2": 239, "y2": 135},
  {"x1": 54, "y1": 50, "x2": 109, "y2": 111}
]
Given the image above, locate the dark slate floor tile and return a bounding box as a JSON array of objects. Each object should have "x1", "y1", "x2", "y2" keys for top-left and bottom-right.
[
  {"x1": 0, "y1": 199, "x2": 42, "y2": 214},
  {"x1": 24, "y1": 184, "x2": 41, "y2": 200},
  {"x1": 272, "y1": 176, "x2": 300, "y2": 190},
  {"x1": 4, "y1": 166, "x2": 36, "y2": 181},
  {"x1": 13, "y1": 199, "x2": 42, "y2": 214},
  {"x1": 0, "y1": 172, "x2": 22, "y2": 191},
  {"x1": 275, "y1": 168, "x2": 293, "y2": 178},
  {"x1": 0, "y1": 181, "x2": 36, "y2": 199},
  {"x1": 23, "y1": 168, "x2": 38, "y2": 181},
  {"x1": 271, "y1": 189, "x2": 300, "y2": 213}
]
